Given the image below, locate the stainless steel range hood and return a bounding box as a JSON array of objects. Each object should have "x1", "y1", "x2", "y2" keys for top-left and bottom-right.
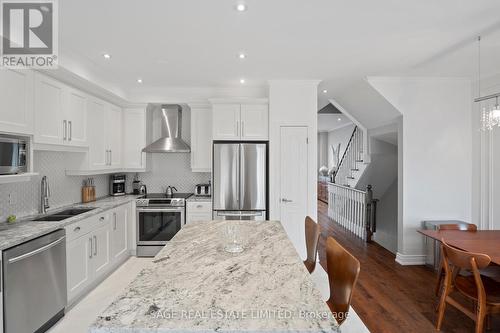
[{"x1": 142, "y1": 104, "x2": 191, "y2": 153}]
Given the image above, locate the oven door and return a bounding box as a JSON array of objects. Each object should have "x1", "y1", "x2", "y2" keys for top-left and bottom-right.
[{"x1": 136, "y1": 207, "x2": 184, "y2": 245}]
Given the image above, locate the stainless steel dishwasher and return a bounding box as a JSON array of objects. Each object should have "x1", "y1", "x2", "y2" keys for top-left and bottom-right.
[{"x1": 3, "y1": 229, "x2": 67, "y2": 333}]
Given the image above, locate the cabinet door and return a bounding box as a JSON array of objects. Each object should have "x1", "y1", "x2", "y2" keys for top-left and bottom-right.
[
  {"x1": 191, "y1": 107, "x2": 212, "y2": 172},
  {"x1": 122, "y1": 108, "x2": 146, "y2": 169},
  {"x1": 240, "y1": 104, "x2": 269, "y2": 140},
  {"x1": 212, "y1": 104, "x2": 240, "y2": 140},
  {"x1": 66, "y1": 234, "x2": 92, "y2": 303},
  {"x1": 91, "y1": 222, "x2": 111, "y2": 279},
  {"x1": 107, "y1": 105, "x2": 122, "y2": 167},
  {"x1": 87, "y1": 98, "x2": 108, "y2": 169},
  {"x1": 34, "y1": 74, "x2": 65, "y2": 145},
  {"x1": 0, "y1": 69, "x2": 33, "y2": 135},
  {"x1": 111, "y1": 207, "x2": 128, "y2": 261},
  {"x1": 66, "y1": 88, "x2": 88, "y2": 147}
]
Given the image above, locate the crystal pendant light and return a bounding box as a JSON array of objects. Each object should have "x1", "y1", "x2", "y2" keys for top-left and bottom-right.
[{"x1": 481, "y1": 97, "x2": 500, "y2": 131}]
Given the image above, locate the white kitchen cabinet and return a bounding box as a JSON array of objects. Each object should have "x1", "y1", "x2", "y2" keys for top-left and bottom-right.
[
  {"x1": 240, "y1": 104, "x2": 269, "y2": 140},
  {"x1": 212, "y1": 100, "x2": 268, "y2": 141},
  {"x1": 34, "y1": 73, "x2": 89, "y2": 148},
  {"x1": 0, "y1": 69, "x2": 34, "y2": 135},
  {"x1": 122, "y1": 108, "x2": 147, "y2": 170},
  {"x1": 212, "y1": 104, "x2": 240, "y2": 140},
  {"x1": 66, "y1": 88, "x2": 88, "y2": 147},
  {"x1": 91, "y1": 222, "x2": 111, "y2": 279},
  {"x1": 87, "y1": 98, "x2": 108, "y2": 169},
  {"x1": 66, "y1": 233, "x2": 92, "y2": 302},
  {"x1": 110, "y1": 206, "x2": 128, "y2": 261},
  {"x1": 186, "y1": 201, "x2": 212, "y2": 224},
  {"x1": 107, "y1": 105, "x2": 122, "y2": 168},
  {"x1": 190, "y1": 106, "x2": 212, "y2": 172},
  {"x1": 34, "y1": 74, "x2": 65, "y2": 145}
]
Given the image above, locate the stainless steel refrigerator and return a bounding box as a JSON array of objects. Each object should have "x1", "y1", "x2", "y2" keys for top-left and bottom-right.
[{"x1": 213, "y1": 142, "x2": 267, "y2": 220}]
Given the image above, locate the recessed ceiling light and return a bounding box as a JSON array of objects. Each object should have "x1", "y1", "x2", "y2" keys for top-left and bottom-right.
[
  {"x1": 103, "y1": 53, "x2": 111, "y2": 60},
  {"x1": 322, "y1": 89, "x2": 328, "y2": 93},
  {"x1": 240, "y1": 78, "x2": 245, "y2": 84},
  {"x1": 137, "y1": 78, "x2": 143, "y2": 84},
  {"x1": 337, "y1": 117, "x2": 342, "y2": 122},
  {"x1": 238, "y1": 53, "x2": 246, "y2": 59},
  {"x1": 236, "y1": 3, "x2": 247, "y2": 11}
]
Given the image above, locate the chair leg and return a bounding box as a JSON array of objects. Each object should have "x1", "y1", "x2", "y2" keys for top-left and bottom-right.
[
  {"x1": 435, "y1": 266, "x2": 444, "y2": 297},
  {"x1": 436, "y1": 293, "x2": 448, "y2": 331},
  {"x1": 476, "y1": 312, "x2": 486, "y2": 333}
]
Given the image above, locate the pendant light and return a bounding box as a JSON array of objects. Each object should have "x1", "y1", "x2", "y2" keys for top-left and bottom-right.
[{"x1": 476, "y1": 36, "x2": 500, "y2": 131}]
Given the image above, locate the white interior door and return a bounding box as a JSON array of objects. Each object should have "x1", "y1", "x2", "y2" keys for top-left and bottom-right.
[{"x1": 280, "y1": 126, "x2": 308, "y2": 259}]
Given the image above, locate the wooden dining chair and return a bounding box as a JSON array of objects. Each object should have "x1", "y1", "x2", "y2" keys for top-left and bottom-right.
[
  {"x1": 436, "y1": 239, "x2": 500, "y2": 333},
  {"x1": 435, "y1": 223, "x2": 478, "y2": 296},
  {"x1": 303, "y1": 216, "x2": 321, "y2": 273},
  {"x1": 325, "y1": 236, "x2": 360, "y2": 325}
]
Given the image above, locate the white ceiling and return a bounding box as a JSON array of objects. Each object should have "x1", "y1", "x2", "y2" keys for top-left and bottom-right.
[
  {"x1": 59, "y1": 0, "x2": 500, "y2": 101},
  {"x1": 317, "y1": 114, "x2": 352, "y2": 132}
]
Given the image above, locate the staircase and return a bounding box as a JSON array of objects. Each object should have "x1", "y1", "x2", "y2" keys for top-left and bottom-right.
[{"x1": 334, "y1": 126, "x2": 367, "y2": 187}]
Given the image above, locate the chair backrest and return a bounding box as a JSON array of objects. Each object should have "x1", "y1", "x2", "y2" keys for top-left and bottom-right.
[
  {"x1": 304, "y1": 216, "x2": 320, "y2": 273},
  {"x1": 441, "y1": 239, "x2": 490, "y2": 272},
  {"x1": 325, "y1": 236, "x2": 360, "y2": 325},
  {"x1": 439, "y1": 223, "x2": 477, "y2": 231}
]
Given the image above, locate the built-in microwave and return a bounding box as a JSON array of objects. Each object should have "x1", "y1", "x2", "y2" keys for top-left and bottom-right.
[{"x1": 0, "y1": 134, "x2": 28, "y2": 175}]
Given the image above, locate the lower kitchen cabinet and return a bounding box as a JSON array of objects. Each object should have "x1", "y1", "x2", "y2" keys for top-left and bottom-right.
[
  {"x1": 186, "y1": 201, "x2": 212, "y2": 224},
  {"x1": 110, "y1": 205, "x2": 128, "y2": 261},
  {"x1": 65, "y1": 203, "x2": 131, "y2": 305}
]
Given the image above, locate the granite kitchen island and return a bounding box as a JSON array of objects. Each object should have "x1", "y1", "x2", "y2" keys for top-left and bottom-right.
[{"x1": 89, "y1": 220, "x2": 339, "y2": 333}]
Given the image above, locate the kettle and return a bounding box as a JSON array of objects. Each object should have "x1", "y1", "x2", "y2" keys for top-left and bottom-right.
[
  {"x1": 165, "y1": 186, "x2": 177, "y2": 197},
  {"x1": 139, "y1": 185, "x2": 147, "y2": 195}
]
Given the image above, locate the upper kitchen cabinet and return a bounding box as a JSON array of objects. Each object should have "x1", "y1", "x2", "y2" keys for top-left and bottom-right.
[
  {"x1": 122, "y1": 108, "x2": 148, "y2": 171},
  {"x1": 212, "y1": 104, "x2": 240, "y2": 140},
  {"x1": 0, "y1": 69, "x2": 34, "y2": 135},
  {"x1": 211, "y1": 99, "x2": 269, "y2": 141},
  {"x1": 33, "y1": 73, "x2": 88, "y2": 150},
  {"x1": 106, "y1": 105, "x2": 122, "y2": 168},
  {"x1": 87, "y1": 98, "x2": 108, "y2": 169},
  {"x1": 190, "y1": 105, "x2": 212, "y2": 172}
]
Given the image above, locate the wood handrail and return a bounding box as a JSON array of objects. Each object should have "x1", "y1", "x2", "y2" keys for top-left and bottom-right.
[{"x1": 334, "y1": 126, "x2": 358, "y2": 183}]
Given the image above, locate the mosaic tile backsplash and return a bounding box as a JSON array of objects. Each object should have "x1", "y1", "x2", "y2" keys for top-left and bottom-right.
[
  {"x1": 0, "y1": 151, "x2": 108, "y2": 222},
  {"x1": 0, "y1": 151, "x2": 210, "y2": 223}
]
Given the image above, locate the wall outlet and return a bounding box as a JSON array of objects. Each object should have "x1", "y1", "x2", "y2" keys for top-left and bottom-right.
[{"x1": 8, "y1": 193, "x2": 16, "y2": 205}]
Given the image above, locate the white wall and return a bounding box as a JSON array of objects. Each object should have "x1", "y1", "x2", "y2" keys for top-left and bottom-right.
[
  {"x1": 369, "y1": 77, "x2": 472, "y2": 264},
  {"x1": 374, "y1": 179, "x2": 398, "y2": 253},
  {"x1": 318, "y1": 132, "x2": 328, "y2": 170},
  {"x1": 269, "y1": 80, "x2": 319, "y2": 258},
  {"x1": 327, "y1": 124, "x2": 355, "y2": 169}
]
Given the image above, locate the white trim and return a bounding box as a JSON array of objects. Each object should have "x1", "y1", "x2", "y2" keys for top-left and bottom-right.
[
  {"x1": 0, "y1": 173, "x2": 39, "y2": 184},
  {"x1": 395, "y1": 252, "x2": 426, "y2": 266},
  {"x1": 33, "y1": 143, "x2": 88, "y2": 153},
  {"x1": 208, "y1": 97, "x2": 268, "y2": 105}
]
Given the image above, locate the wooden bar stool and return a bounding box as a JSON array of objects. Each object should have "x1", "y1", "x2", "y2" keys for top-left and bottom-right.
[
  {"x1": 435, "y1": 223, "x2": 478, "y2": 296},
  {"x1": 436, "y1": 240, "x2": 500, "y2": 333},
  {"x1": 303, "y1": 216, "x2": 320, "y2": 273},
  {"x1": 325, "y1": 236, "x2": 360, "y2": 325}
]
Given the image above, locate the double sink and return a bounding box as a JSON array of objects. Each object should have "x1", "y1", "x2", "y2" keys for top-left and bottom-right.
[{"x1": 32, "y1": 208, "x2": 96, "y2": 222}]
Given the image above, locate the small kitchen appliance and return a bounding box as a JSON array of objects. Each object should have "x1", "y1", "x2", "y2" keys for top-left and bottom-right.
[
  {"x1": 135, "y1": 192, "x2": 192, "y2": 256},
  {"x1": 194, "y1": 182, "x2": 211, "y2": 196},
  {"x1": 109, "y1": 174, "x2": 126, "y2": 196},
  {"x1": 132, "y1": 173, "x2": 143, "y2": 194},
  {"x1": 0, "y1": 134, "x2": 28, "y2": 175}
]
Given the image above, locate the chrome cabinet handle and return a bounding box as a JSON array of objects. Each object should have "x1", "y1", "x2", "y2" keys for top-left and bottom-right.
[
  {"x1": 242, "y1": 121, "x2": 245, "y2": 137},
  {"x1": 113, "y1": 212, "x2": 117, "y2": 230},
  {"x1": 63, "y1": 120, "x2": 67, "y2": 140},
  {"x1": 93, "y1": 235, "x2": 97, "y2": 256},
  {"x1": 74, "y1": 226, "x2": 81, "y2": 232},
  {"x1": 89, "y1": 237, "x2": 93, "y2": 258},
  {"x1": 110, "y1": 150, "x2": 112, "y2": 165},
  {"x1": 196, "y1": 205, "x2": 203, "y2": 209},
  {"x1": 68, "y1": 121, "x2": 72, "y2": 141},
  {"x1": 281, "y1": 198, "x2": 293, "y2": 203},
  {"x1": 236, "y1": 121, "x2": 239, "y2": 137},
  {"x1": 99, "y1": 216, "x2": 105, "y2": 222}
]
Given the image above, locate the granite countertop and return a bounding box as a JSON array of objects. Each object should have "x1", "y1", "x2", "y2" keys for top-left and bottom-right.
[
  {"x1": 0, "y1": 194, "x2": 140, "y2": 251},
  {"x1": 90, "y1": 220, "x2": 339, "y2": 333}
]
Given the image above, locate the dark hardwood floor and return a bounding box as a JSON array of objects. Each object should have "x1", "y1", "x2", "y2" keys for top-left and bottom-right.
[{"x1": 316, "y1": 200, "x2": 500, "y2": 333}]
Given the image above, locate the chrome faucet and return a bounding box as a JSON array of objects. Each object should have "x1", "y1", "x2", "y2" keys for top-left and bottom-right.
[{"x1": 40, "y1": 176, "x2": 50, "y2": 214}]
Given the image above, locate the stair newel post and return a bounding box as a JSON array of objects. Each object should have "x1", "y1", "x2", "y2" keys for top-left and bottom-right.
[{"x1": 365, "y1": 185, "x2": 374, "y2": 242}]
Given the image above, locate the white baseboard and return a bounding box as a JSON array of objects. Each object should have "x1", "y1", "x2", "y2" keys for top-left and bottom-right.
[{"x1": 395, "y1": 252, "x2": 426, "y2": 266}]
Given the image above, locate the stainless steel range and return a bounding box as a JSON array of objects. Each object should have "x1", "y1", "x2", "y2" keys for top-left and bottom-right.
[{"x1": 136, "y1": 193, "x2": 192, "y2": 257}]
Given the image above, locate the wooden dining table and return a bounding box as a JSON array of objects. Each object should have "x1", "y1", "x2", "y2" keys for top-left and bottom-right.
[{"x1": 418, "y1": 229, "x2": 500, "y2": 265}]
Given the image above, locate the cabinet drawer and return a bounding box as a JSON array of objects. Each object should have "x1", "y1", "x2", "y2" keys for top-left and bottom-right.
[
  {"x1": 186, "y1": 213, "x2": 212, "y2": 224},
  {"x1": 65, "y1": 211, "x2": 110, "y2": 242},
  {"x1": 186, "y1": 201, "x2": 212, "y2": 213}
]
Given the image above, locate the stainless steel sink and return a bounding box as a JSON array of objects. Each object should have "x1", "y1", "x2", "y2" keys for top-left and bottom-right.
[{"x1": 32, "y1": 207, "x2": 96, "y2": 222}]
